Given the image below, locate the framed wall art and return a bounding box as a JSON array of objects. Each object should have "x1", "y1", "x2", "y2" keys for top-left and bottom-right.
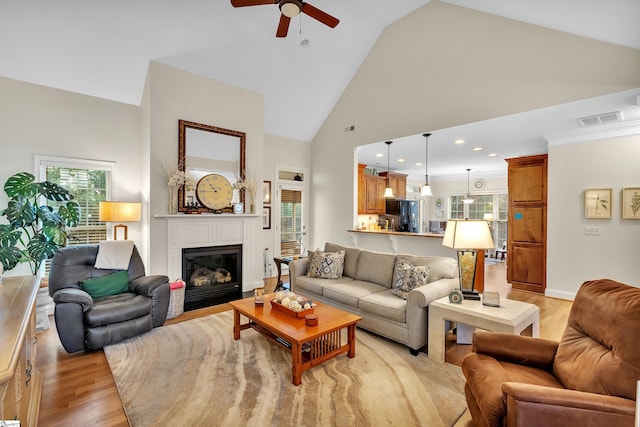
[
  {"x1": 263, "y1": 180, "x2": 271, "y2": 205},
  {"x1": 262, "y1": 206, "x2": 271, "y2": 229},
  {"x1": 622, "y1": 187, "x2": 640, "y2": 219},
  {"x1": 584, "y1": 188, "x2": 612, "y2": 219}
]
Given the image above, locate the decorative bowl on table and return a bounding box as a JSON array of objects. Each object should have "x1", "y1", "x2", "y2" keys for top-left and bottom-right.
[{"x1": 270, "y1": 290, "x2": 315, "y2": 319}]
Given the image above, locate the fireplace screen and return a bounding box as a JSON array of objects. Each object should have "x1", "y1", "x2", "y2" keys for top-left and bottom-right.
[{"x1": 182, "y1": 244, "x2": 242, "y2": 311}]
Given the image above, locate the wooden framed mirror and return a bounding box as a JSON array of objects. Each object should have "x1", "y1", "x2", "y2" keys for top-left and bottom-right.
[{"x1": 178, "y1": 120, "x2": 246, "y2": 213}]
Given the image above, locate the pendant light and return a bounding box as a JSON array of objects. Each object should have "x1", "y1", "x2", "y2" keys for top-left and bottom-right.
[
  {"x1": 463, "y1": 168, "x2": 474, "y2": 204},
  {"x1": 421, "y1": 133, "x2": 433, "y2": 196},
  {"x1": 383, "y1": 141, "x2": 394, "y2": 198}
]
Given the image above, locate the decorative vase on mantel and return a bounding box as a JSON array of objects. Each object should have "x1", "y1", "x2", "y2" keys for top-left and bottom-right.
[
  {"x1": 168, "y1": 186, "x2": 178, "y2": 215},
  {"x1": 245, "y1": 189, "x2": 256, "y2": 214}
]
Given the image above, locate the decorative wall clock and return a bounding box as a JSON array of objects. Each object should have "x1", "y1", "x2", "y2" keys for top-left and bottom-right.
[{"x1": 195, "y1": 174, "x2": 233, "y2": 211}]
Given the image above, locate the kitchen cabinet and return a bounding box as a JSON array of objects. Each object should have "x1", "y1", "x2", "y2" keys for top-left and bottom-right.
[
  {"x1": 379, "y1": 171, "x2": 407, "y2": 199},
  {"x1": 1, "y1": 275, "x2": 42, "y2": 427},
  {"x1": 506, "y1": 154, "x2": 547, "y2": 293},
  {"x1": 358, "y1": 164, "x2": 385, "y2": 214}
]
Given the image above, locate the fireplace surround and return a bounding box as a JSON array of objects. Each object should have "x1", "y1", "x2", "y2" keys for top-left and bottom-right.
[{"x1": 158, "y1": 213, "x2": 263, "y2": 309}]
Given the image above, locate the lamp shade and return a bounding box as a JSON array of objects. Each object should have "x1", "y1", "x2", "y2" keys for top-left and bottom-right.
[
  {"x1": 442, "y1": 219, "x2": 494, "y2": 249},
  {"x1": 421, "y1": 184, "x2": 433, "y2": 196},
  {"x1": 99, "y1": 201, "x2": 141, "y2": 222}
]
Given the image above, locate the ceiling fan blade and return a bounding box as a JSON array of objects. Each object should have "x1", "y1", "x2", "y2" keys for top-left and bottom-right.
[
  {"x1": 230, "y1": 0, "x2": 275, "y2": 7},
  {"x1": 301, "y1": 2, "x2": 339, "y2": 28},
  {"x1": 276, "y1": 14, "x2": 291, "y2": 38}
]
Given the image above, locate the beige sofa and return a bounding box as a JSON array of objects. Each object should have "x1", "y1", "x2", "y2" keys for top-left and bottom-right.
[{"x1": 289, "y1": 242, "x2": 459, "y2": 355}]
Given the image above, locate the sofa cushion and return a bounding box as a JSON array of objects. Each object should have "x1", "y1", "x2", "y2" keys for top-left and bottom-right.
[
  {"x1": 392, "y1": 257, "x2": 430, "y2": 299},
  {"x1": 84, "y1": 293, "x2": 152, "y2": 327},
  {"x1": 294, "y1": 275, "x2": 354, "y2": 297},
  {"x1": 324, "y1": 243, "x2": 361, "y2": 279},
  {"x1": 553, "y1": 279, "x2": 640, "y2": 400},
  {"x1": 323, "y1": 280, "x2": 388, "y2": 308},
  {"x1": 307, "y1": 250, "x2": 345, "y2": 279},
  {"x1": 359, "y1": 289, "x2": 407, "y2": 323},
  {"x1": 355, "y1": 250, "x2": 397, "y2": 288},
  {"x1": 396, "y1": 254, "x2": 457, "y2": 282}
]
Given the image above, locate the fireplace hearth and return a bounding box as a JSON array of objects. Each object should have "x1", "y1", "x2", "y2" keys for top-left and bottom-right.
[{"x1": 182, "y1": 244, "x2": 242, "y2": 311}]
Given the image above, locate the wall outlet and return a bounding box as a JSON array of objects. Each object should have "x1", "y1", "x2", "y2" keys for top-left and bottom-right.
[{"x1": 585, "y1": 226, "x2": 601, "y2": 236}]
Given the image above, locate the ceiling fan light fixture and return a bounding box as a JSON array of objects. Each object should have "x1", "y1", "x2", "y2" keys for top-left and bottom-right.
[{"x1": 280, "y1": 0, "x2": 302, "y2": 18}]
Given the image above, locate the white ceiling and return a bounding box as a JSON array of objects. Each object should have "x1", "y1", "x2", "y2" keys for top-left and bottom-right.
[{"x1": 1, "y1": 0, "x2": 639, "y2": 180}]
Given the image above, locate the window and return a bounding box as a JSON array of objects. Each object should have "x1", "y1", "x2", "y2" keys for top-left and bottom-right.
[
  {"x1": 280, "y1": 189, "x2": 303, "y2": 256},
  {"x1": 448, "y1": 193, "x2": 508, "y2": 249},
  {"x1": 37, "y1": 156, "x2": 113, "y2": 247}
]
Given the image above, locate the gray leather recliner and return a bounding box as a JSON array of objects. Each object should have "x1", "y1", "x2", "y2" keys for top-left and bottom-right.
[{"x1": 49, "y1": 244, "x2": 170, "y2": 353}]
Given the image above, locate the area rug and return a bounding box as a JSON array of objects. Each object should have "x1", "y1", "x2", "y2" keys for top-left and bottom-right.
[{"x1": 104, "y1": 311, "x2": 467, "y2": 427}]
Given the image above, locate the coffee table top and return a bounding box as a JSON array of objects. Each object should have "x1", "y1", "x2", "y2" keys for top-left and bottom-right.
[{"x1": 229, "y1": 293, "x2": 361, "y2": 343}]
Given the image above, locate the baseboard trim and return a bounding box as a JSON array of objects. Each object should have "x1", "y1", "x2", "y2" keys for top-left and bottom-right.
[{"x1": 544, "y1": 288, "x2": 576, "y2": 301}]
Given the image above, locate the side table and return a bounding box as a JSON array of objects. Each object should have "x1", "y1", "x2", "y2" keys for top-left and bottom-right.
[
  {"x1": 273, "y1": 256, "x2": 306, "y2": 290},
  {"x1": 428, "y1": 296, "x2": 540, "y2": 363}
]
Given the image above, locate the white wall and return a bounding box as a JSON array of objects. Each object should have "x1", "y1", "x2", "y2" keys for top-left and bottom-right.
[
  {"x1": 547, "y1": 134, "x2": 640, "y2": 298},
  {"x1": 262, "y1": 133, "x2": 310, "y2": 275},
  {"x1": 145, "y1": 62, "x2": 265, "y2": 282},
  {"x1": 308, "y1": 2, "x2": 640, "y2": 282},
  {"x1": 0, "y1": 76, "x2": 144, "y2": 273}
]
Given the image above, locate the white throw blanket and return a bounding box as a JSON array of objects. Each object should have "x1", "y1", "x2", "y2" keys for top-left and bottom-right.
[{"x1": 95, "y1": 240, "x2": 135, "y2": 270}]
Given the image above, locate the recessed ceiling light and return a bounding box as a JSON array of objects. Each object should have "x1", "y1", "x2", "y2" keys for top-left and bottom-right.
[
  {"x1": 488, "y1": 153, "x2": 498, "y2": 157},
  {"x1": 472, "y1": 147, "x2": 483, "y2": 152},
  {"x1": 454, "y1": 139, "x2": 465, "y2": 144},
  {"x1": 397, "y1": 158, "x2": 405, "y2": 162},
  {"x1": 375, "y1": 153, "x2": 383, "y2": 158},
  {"x1": 416, "y1": 162, "x2": 423, "y2": 166}
]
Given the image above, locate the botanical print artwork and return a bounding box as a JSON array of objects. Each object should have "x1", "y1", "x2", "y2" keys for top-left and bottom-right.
[
  {"x1": 585, "y1": 188, "x2": 612, "y2": 219},
  {"x1": 622, "y1": 187, "x2": 640, "y2": 219}
]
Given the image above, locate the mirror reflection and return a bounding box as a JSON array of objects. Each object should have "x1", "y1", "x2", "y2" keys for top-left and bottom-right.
[{"x1": 178, "y1": 120, "x2": 246, "y2": 213}]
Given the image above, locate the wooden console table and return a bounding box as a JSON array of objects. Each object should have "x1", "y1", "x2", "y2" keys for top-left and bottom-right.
[{"x1": 0, "y1": 275, "x2": 42, "y2": 426}]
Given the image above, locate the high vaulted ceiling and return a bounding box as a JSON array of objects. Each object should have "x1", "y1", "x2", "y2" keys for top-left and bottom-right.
[{"x1": 2, "y1": 1, "x2": 639, "y2": 180}]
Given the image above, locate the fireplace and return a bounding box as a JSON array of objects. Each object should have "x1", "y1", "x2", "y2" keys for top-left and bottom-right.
[{"x1": 182, "y1": 244, "x2": 242, "y2": 311}]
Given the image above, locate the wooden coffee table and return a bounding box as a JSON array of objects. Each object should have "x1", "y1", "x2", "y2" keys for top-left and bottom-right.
[{"x1": 229, "y1": 294, "x2": 361, "y2": 385}]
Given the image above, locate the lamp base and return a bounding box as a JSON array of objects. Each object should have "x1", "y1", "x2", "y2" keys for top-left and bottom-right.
[{"x1": 462, "y1": 289, "x2": 481, "y2": 300}]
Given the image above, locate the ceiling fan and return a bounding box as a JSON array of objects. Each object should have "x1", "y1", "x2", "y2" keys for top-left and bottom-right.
[{"x1": 230, "y1": 0, "x2": 339, "y2": 38}]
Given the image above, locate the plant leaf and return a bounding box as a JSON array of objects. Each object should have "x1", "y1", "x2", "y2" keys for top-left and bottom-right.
[
  {"x1": 4, "y1": 197, "x2": 36, "y2": 228},
  {"x1": 38, "y1": 181, "x2": 74, "y2": 202},
  {"x1": 0, "y1": 246, "x2": 22, "y2": 271},
  {"x1": 0, "y1": 224, "x2": 22, "y2": 247},
  {"x1": 58, "y1": 201, "x2": 81, "y2": 227},
  {"x1": 4, "y1": 172, "x2": 38, "y2": 198},
  {"x1": 26, "y1": 233, "x2": 58, "y2": 268}
]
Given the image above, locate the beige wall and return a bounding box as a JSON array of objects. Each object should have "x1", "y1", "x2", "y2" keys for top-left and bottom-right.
[
  {"x1": 262, "y1": 133, "x2": 310, "y2": 273},
  {"x1": 0, "y1": 76, "x2": 144, "y2": 274},
  {"x1": 145, "y1": 62, "x2": 265, "y2": 281},
  {"x1": 309, "y1": 1, "x2": 640, "y2": 269},
  {"x1": 547, "y1": 135, "x2": 640, "y2": 298}
]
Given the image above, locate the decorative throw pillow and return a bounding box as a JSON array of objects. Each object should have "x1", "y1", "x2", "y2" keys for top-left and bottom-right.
[
  {"x1": 392, "y1": 257, "x2": 430, "y2": 299},
  {"x1": 307, "y1": 251, "x2": 345, "y2": 279},
  {"x1": 81, "y1": 270, "x2": 130, "y2": 299}
]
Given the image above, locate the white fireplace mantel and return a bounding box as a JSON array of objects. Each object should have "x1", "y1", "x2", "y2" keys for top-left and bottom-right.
[{"x1": 156, "y1": 213, "x2": 263, "y2": 292}]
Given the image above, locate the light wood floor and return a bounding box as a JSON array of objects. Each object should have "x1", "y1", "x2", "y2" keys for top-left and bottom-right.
[{"x1": 36, "y1": 262, "x2": 572, "y2": 426}]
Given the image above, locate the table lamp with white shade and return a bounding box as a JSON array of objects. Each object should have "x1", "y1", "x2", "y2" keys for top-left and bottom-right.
[
  {"x1": 442, "y1": 219, "x2": 495, "y2": 300},
  {"x1": 99, "y1": 201, "x2": 141, "y2": 240}
]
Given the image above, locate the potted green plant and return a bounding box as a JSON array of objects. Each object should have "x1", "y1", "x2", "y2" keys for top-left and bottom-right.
[{"x1": 0, "y1": 172, "x2": 80, "y2": 275}]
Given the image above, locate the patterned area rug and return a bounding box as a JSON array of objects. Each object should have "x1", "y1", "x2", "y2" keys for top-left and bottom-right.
[{"x1": 105, "y1": 311, "x2": 467, "y2": 427}]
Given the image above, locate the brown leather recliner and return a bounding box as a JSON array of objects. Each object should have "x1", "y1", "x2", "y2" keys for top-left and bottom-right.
[{"x1": 461, "y1": 279, "x2": 639, "y2": 427}]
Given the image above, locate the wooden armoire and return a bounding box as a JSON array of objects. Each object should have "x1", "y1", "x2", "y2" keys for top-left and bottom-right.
[{"x1": 506, "y1": 154, "x2": 547, "y2": 293}]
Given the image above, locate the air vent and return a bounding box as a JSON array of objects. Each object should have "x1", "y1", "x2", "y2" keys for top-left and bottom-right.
[{"x1": 578, "y1": 111, "x2": 623, "y2": 127}]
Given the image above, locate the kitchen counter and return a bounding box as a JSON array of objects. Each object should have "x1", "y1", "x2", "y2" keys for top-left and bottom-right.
[
  {"x1": 348, "y1": 229, "x2": 444, "y2": 238},
  {"x1": 346, "y1": 229, "x2": 453, "y2": 258}
]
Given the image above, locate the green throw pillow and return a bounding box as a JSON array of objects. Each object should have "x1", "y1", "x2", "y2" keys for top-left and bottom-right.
[{"x1": 81, "y1": 270, "x2": 130, "y2": 299}]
